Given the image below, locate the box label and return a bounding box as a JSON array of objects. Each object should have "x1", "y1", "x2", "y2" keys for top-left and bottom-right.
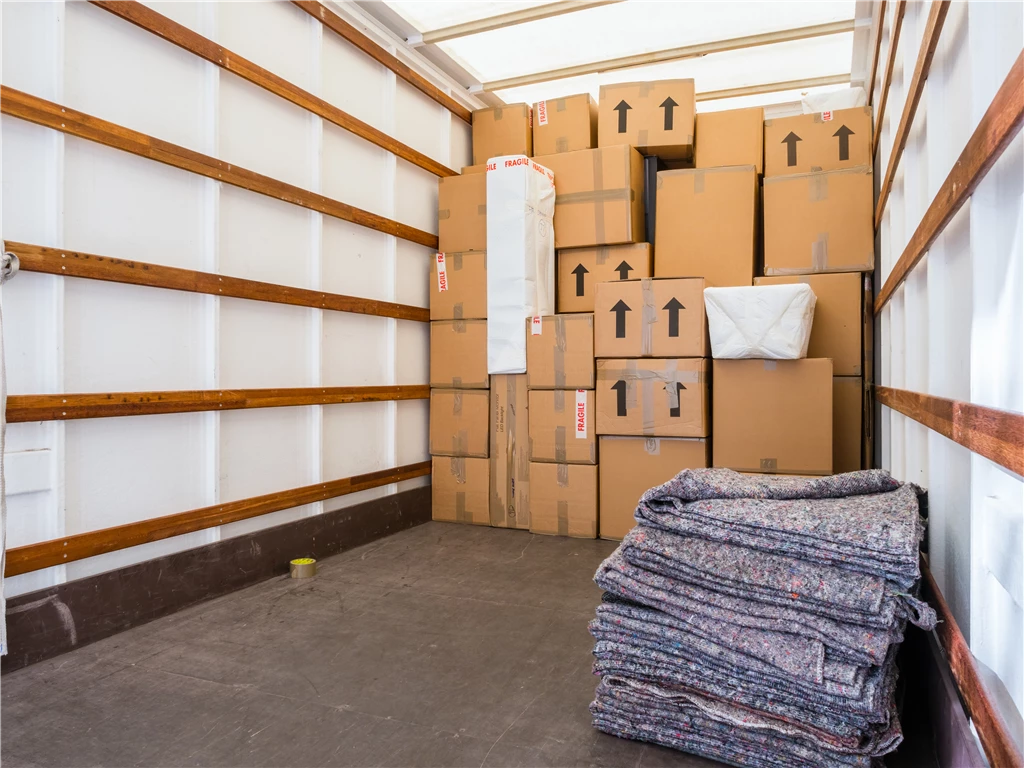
[
  {"x1": 821, "y1": 110, "x2": 833, "y2": 122},
  {"x1": 576, "y1": 390, "x2": 587, "y2": 439},
  {"x1": 531, "y1": 316, "x2": 543, "y2": 335},
  {"x1": 436, "y1": 252, "x2": 448, "y2": 292},
  {"x1": 537, "y1": 100, "x2": 548, "y2": 126}
]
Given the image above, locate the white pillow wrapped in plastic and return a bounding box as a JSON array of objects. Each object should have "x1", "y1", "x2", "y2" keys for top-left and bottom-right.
[{"x1": 704, "y1": 284, "x2": 817, "y2": 359}]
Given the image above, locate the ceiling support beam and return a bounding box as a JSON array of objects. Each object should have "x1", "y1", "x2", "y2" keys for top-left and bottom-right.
[
  {"x1": 696, "y1": 73, "x2": 851, "y2": 102},
  {"x1": 478, "y1": 19, "x2": 855, "y2": 92},
  {"x1": 408, "y1": 0, "x2": 622, "y2": 47}
]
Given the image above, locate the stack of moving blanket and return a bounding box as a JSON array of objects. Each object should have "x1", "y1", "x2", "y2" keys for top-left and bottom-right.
[{"x1": 590, "y1": 469, "x2": 936, "y2": 767}]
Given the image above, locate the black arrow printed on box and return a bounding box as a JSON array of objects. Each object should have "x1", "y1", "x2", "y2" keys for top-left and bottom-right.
[
  {"x1": 660, "y1": 97, "x2": 678, "y2": 131},
  {"x1": 612, "y1": 380, "x2": 628, "y2": 417},
  {"x1": 615, "y1": 261, "x2": 632, "y2": 280},
  {"x1": 571, "y1": 263, "x2": 588, "y2": 296},
  {"x1": 833, "y1": 125, "x2": 854, "y2": 161},
  {"x1": 614, "y1": 100, "x2": 631, "y2": 133},
  {"x1": 610, "y1": 299, "x2": 631, "y2": 338},
  {"x1": 663, "y1": 297, "x2": 684, "y2": 337},
  {"x1": 668, "y1": 382, "x2": 686, "y2": 418},
  {"x1": 782, "y1": 132, "x2": 801, "y2": 167}
]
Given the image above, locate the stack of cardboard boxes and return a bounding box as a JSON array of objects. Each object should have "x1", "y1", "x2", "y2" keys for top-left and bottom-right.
[{"x1": 429, "y1": 82, "x2": 874, "y2": 540}]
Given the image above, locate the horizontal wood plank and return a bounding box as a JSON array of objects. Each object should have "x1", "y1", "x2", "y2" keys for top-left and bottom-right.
[
  {"x1": 4, "y1": 460, "x2": 432, "y2": 576},
  {"x1": 0, "y1": 86, "x2": 439, "y2": 249},
  {"x1": 866, "y1": 0, "x2": 888, "y2": 106},
  {"x1": 293, "y1": 0, "x2": 473, "y2": 125},
  {"x1": 875, "y1": 48, "x2": 1023, "y2": 311},
  {"x1": 874, "y1": 1, "x2": 951, "y2": 226},
  {"x1": 90, "y1": 1, "x2": 456, "y2": 178},
  {"x1": 7, "y1": 385, "x2": 429, "y2": 423},
  {"x1": 922, "y1": 557, "x2": 1024, "y2": 768},
  {"x1": 7, "y1": 241, "x2": 429, "y2": 322},
  {"x1": 871, "y1": 0, "x2": 906, "y2": 155},
  {"x1": 875, "y1": 385, "x2": 1024, "y2": 476}
]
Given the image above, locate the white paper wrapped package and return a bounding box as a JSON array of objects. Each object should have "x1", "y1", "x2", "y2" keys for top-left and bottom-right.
[
  {"x1": 704, "y1": 284, "x2": 817, "y2": 359},
  {"x1": 486, "y1": 156, "x2": 556, "y2": 373}
]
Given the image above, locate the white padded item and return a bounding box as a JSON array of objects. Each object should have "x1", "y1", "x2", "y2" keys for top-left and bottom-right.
[{"x1": 704, "y1": 284, "x2": 817, "y2": 359}]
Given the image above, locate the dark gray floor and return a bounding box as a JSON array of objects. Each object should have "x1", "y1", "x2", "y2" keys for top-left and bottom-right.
[{"x1": 2, "y1": 523, "x2": 723, "y2": 768}]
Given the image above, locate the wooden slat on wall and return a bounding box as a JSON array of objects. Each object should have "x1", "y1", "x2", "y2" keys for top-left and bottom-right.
[
  {"x1": 875, "y1": 386, "x2": 1024, "y2": 476},
  {"x1": 90, "y1": 1, "x2": 457, "y2": 178},
  {"x1": 4, "y1": 460, "x2": 432, "y2": 576},
  {"x1": 874, "y1": 1, "x2": 951, "y2": 225},
  {"x1": 0, "y1": 86, "x2": 439, "y2": 249},
  {"x1": 7, "y1": 241, "x2": 429, "y2": 322},
  {"x1": 866, "y1": 0, "x2": 888, "y2": 106},
  {"x1": 871, "y1": 0, "x2": 906, "y2": 154},
  {"x1": 7, "y1": 385, "x2": 429, "y2": 423},
  {"x1": 293, "y1": 1, "x2": 473, "y2": 125},
  {"x1": 921, "y1": 557, "x2": 1024, "y2": 768},
  {"x1": 874, "y1": 49, "x2": 1023, "y2": 311}
]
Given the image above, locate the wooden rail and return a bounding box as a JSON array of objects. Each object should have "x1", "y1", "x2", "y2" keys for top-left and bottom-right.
[
  {"x1": 7, "y1": 241, "x2": 428, "y2": 322},
  {"x1": 875, "y1": 386, "x2": 1024, "y2": 477},
  {"x1": 90, "y1": 1, "x2": 455, "y2": 178},
  {"x1": 874, "y1": 49, "x2": 1023, "y2": 312},
  {"x1": 7, "y1": 385, "x2": 429, "y2": 423},
  {"x1": 293, "y1": 0, "x2": 473, "y2": 125},
  {"x1": 4, "y1": 460, "x2": 432, "y2": 576},
  {"x1": 921, "y1": 556, "x2": 1024, "y2": 768},
  {"x1": 874, "y1": 1, "x2": 950, "y2": 226},
  {"x1": 871, "y1": 0, "x2": 906, "y2": 155},
  {"x1": 866, "y1": 0, "x2": 887, "y2": 106},
  {"x1": 0, "y1": 86, "x2": 438, "y2": 249}
]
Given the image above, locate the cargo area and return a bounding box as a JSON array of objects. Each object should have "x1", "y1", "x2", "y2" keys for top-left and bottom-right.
[{"x1": 0, "y1": 2, "x2": 1021, "y2": 767}]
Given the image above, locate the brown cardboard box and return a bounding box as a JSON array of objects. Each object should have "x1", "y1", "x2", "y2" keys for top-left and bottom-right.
[
  {"x1": 529, "y1": 463, "x2": 598, "y2": 538},
  {"x1": 526, "y1": 314, "x2": 595, "y2": 389},
  {"x1": 598, "y1": 436, "x2": 708, "y2": 540},
  {"x1": 598, "y1": 80, "x2": 696, "y2": 161},
  {"x1": 461, "y1": 164, "x2": 487, "y2": 174},
  {"x1": 528, "y1": 389, "x2": 596, "y2": 464},
  {"x1": 763, "y1": 167, "x2": 873, "y2": 275},
  {"x1": 490, "y1": 375, "x2": 530, "y2": 529},
  {"x1": 764, "y1": 106, "x2": 872, "y2": 177},
  {"x1": 430, "y1": 320, "x2": 488, "y2": 388},
  {"x1": 534, "y1": 145, "x2": 645, "y2": 249},
  {"x1": 654, "y1": 167, "x2": 758, "y2": 287},
  {"x1": 596, "y1": 358, "x2": 708, "y2": 437},
  {"x1": 534, "y1": 93, "x2": 598, "y2": 156},
  {"x1": 430, "y1": 251, "x2": 487, "y2": 320},
  {"x1": 755, "y1": 273, "x2": 862, "y2": 375},
  {"x1": 429, "y1": 388, "x2": 489, "y2": 458},
  {"x1": 834, "y1": 376, "x2": 863, "y2": 474},
  {"x1": 713, "y1": 359, "x2": 832, "y2": 475},
  {"x1": 594, "y1": 278, "x2": 708, "y2": 358},
  {"x1": 473, "y1": 104, "x2": 532, "y2": 164},
  {"x1": 557, "y1": 243, "x2": 652, "y2": 313},
  {"x1": 432, "y1": 456, "x2": 490, "y2": 525},
  {"x1": 438, "y1": 173, "x2": 486, "y2": 253},
  {"x1": 695, "y1": 107, "x2": 765, "y2": 175}
]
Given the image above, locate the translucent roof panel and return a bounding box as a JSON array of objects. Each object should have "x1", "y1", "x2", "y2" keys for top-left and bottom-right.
[{"x1": 389, "y1": 1, "x2": 552, "y2": 33}]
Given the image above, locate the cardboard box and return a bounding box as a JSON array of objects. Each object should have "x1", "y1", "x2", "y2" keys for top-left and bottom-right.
[
  {"x1": 594, "y1": 278, "x2": 708, "y2": 358},
  {"x1": 557, "y1": 243, "x2": 652, "y2": 313},
  {"x1": 429, "y1": 388, "x2": 489, "y2": 458},
  {"x1": 528, "y1": 389, "x2": 596, "y2": 465},
  {"x1": 763, "y1": 166, "x2": 874, "y2": 275},
  {"x1": 438, "y1": 173, "x2": 486, "y2": 253},
  {"x1": 534, "y1": 93, "x2": 598, "y2": 156},
  {"x1": 529, "y1": 463, "x2": 598, "y2": 538},
  {"x1": 526, "y1": 314, "x2": 595, "y2": 389},
  {"x1": 596, "y1": 358, "x2": 708, "y2": 437},
  {"x1": 834, "y1": 376, "x2": 863, "y2": 474},
  {"x1": 534, "y1": 145, "x2": 645, "y2": 249},
  {"x1": 654, "y1": 166, "x2": 758, "y2": 288},
  {"x1": 755, "y1": 273, "x2": 863, "y2": 375},
  {"x1": 430, "y1": 320, "x2": 488, "y2": 389},
  {"x1": 432, "y1": 456, "x2": 490, "y2": 525},
  {"x1": 764, "y1": 106, "x2": 872, "y2": 177},
  {"x1": 490, "y1": 375, "x2": 530, "y2": 529},
  {"x1": 598, "y1": 436, "x2": 708, "y2": 540},
  {"x1": 430, "y1": 251, "x2": 487, "y2": 320},
  {"x1": 713, "y1": 359, "x2": 832, "y2": 475},
  {"x1": 695, "y1": 107, "x2": 764, "y2": 175},
  {"x1": 461, "y1": 164, "x2": 487, "y2": 174},
  {"x1": 473, "y1": 104, "x2": 532, "y2": 165},
  {"x1": 598, "y1": 79, "x2": 696, "y2": 161}
]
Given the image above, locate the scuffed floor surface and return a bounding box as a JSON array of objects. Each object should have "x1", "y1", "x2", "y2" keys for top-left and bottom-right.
[{"x1": 1, "y1": 523, "x2": 725, "y2": 768}]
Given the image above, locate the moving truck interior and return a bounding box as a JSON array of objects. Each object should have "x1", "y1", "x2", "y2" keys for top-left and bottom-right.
[{"x1": 0, "y1": 1, "x2": 1021, "y2": 766}]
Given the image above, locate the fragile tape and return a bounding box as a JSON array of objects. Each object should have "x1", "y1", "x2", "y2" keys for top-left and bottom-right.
[
  {"x1": 554, "y1": 315, "x2": 567, "y2": 388},
  {"x1": 640, "y1": 278, "x2": 656, "y2": 357},
  {"x1": 557, "y1": 500, "x2": 569, "y2": 536}
]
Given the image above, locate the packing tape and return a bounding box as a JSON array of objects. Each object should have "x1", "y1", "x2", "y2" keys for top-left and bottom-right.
[
  {"x1": 455, "y1": 491, "x2": 471, "y2": 523},
  {"x1": 812, "y1": 113, "x2": 824, "y2": 124},
  {"x1": 477, "y1": 204, "x2": 487, "y2": 215},
  {"x1": 555, "y1": 137, "x2": 569, "y2": 153},
  {"x1": 554, "y1": 315, "x2": 567, "y2": 388},
  {"x1": 555, "y1": 98, "x2": 567, "y2": 112},
  {"x1": 640, "y1": 278, "x2": 656, "y2": 357},
  {"x1": 638, "y1": 83, "x2": 653, "y2": 97},
  {"x1": 665, "y1": 359, "x2": 680, "y2": 411},
  {"x1": 453, "y1": 430, "x2": 469, "y2": 455},
  {"x1": 493, "y1": 107, "x2": 504, "y2": 120},
  {"x1": 596, "y1": 246, "x2": 610, "y2": 266},
  {"x1": 763, "y1": 360, "x2": 777, "y2": 371},
  {"x1": 644, "y1": 437, "x2": 661, "y2": 456},
  {"x1": 506, "y1": 377, "x2": 519, "y2": 524},
  {"x1": 637, "y1": 129, "x2": 648, "y2": 148},
  {"x1": 693, "y1": 169, "x2": 705, "y2": 194},
  {"x1": 453, "y1": 319, "x2": 466, "y2": 333},
  {"x1": 554, "y1": 189, "x2": 632, "y2": 205},
  {"x1": 590, "y1": 438, "x2": 597, "y2": 463},
  {"x1": 809, "y1": 175, "x2": 829, "y2": 202},
  {"x1": 656, "y1": 175, "x2": 663, "y2": 190},
  {"x1": 557, "y1": 463, "x2": 570, "y2": 487},
  {"x1": 641, "y1": 375, "x2": 655, "y2": 436},
  {"x1": 811, "y1": 165, "x2": 823, "y2": 173},
  {"x1": 438, "y1": 209, "x2": 451, "y2": 220},
  {"x1": 557, "y1": 500, "x2": 569, "y2": 536},
  {"x1": 452, "y1": 376, "x2": 463, "y2": 388},
  {"x1": 452, "y1": 390, "x2": 463, "y2": 414},
  {"x1": 812, "y1": 234, "x2": 830, "y2": 272},
  {"x1": 555, "y1": 426, "x2": 567, "y2": 462},
  {"x1": 290, "y1": 558, "x2": 317, "y2": 579},
  {"x1": 554, "y1": 388, "x2": 566, "y2": 412},
  {"x1": 760, "y1": 458, "x2": 779, "y2": 471},
  {"x1": 451, "y1": 252, "x2": 464, "y2": 270},
  {"x1": 450, "y1": 456, "x2": 467, "y2": 483},
  {"x1": 453, "y1": 303, "x2": 464, "y2": 319},
  {"x1": 593, "y1": 149, "x2": 606, "y2": 244}
]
